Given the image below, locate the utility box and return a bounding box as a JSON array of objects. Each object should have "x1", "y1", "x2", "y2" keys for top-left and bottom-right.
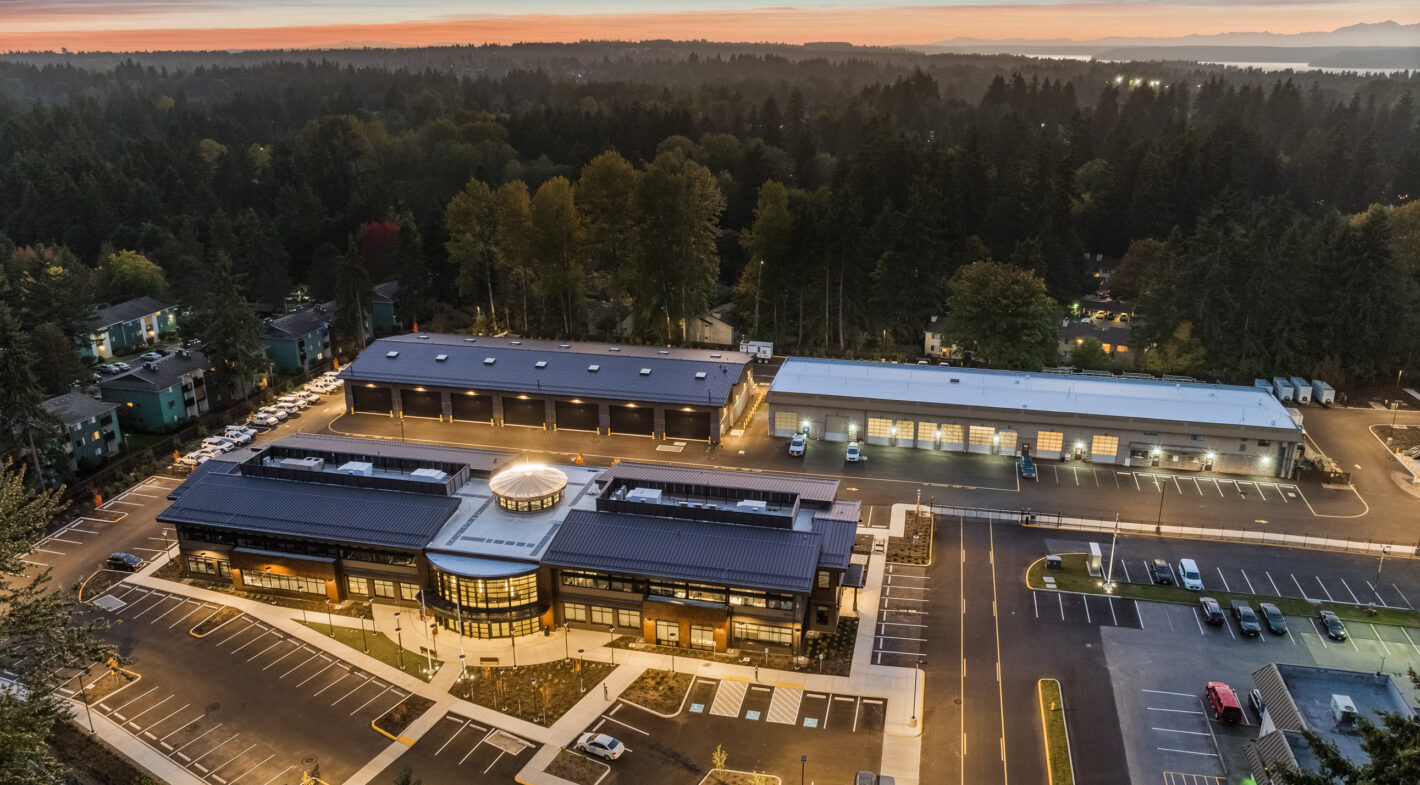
[
  {"x1": 1046, "y1": 555, "x2": 1063, "y2": 571},
  {"x1": 1289, "y1": 377, "x2": 1312, "y2": 404},
  {"x1": 1312, "y1": 380, "x2": 1335, "y2": 407}
]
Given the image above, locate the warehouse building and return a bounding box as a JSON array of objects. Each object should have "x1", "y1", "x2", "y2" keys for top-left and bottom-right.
[
  {"x1": 767, "y1": 358, "x2": 1303, "y2": 478},
  {"x1": 162, "y1": 435, "x2": 858, "y2": 654},
  {"x1": 339, "y1": 333, "x2": 755, "y2": 444}
]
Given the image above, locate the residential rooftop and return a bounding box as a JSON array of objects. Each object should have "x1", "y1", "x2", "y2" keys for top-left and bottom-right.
[
  {"x1": 87, "y1": 295, "x2": 171, "y2": 330},
  {"x1": 266, "y1": 300, "x2": 335, "y2": 338},
  {"x1": 770, "y1": 356, "x2": 1302, "y2": 432},
  {"x1": 340, "y1": 333, "x2": 751, "y2": 406},
  {"x1": 99, "y1": 349, "x2": 207, "y2": 392},
  {"x1": 42, "y1": 391, "x2": 119, "y2": 426}
]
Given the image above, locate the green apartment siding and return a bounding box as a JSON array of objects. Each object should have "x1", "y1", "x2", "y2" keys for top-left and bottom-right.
[
  {"x1": 85, "y1": 308, "x2": 178, "y2": 359},
  {"x1": 372, "y1": 299, "x2": 398, "y2": 336},
  {"x1": 103, "y1": 384, "x2": 193, "y2": 432},
  {"x1": 264, "y1": 328, "x2": 332, "y2": 375},
  {"x1": 65, "y1": 414, "x2": 123, "y2": 469}
]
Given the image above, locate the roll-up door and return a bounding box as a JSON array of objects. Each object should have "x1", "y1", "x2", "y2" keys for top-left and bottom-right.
[
  {"x1": 554, "y1": 401, "x2": 599, "y2": 432},
  {"x1": 772, "y1": 410, "x2": 800, "y2": 438},
  {"x1": 451, "y1": 393, "x2": 493, "y2": 422},
  {"x1": 1091, "y1": 434, "x2": 1120, "y2": 464},
  {"x1": 610, "y1": 405, "x2": 654, "y2": 436},
  {"x1": 665, "y1": 409, "x2": 711, "y2": 440},
  {"x1": 824, "y1": 415, "x2": 851, "y2": 442},
  {"x1": 503, "y1": 397, "x2": 546, "y2": 427},
  {"x1": 940, "y1": 424, "x2": 965, "y2": 452},
  {"x1": 352, "y1": 385, "x2": 392, "y2": 414},
  {"x1": 916, "y1": 421, "x2": 938, "y2": 449},
  {"x1": 996, "y1": 430, "x2": 1018, "y2": 456},
  {"x1": 865, "y1": 417, "x2": 893, "y2": 446},
  {"x1": 967, "y1": 425, "x2": 995, "y2": 454},
  {"x1": 1034, "y1": 430, "x2": 1064, "y2": 460},
  {"x1": 400, "y1": 389, "x2": 441, "y2": 419},
  {"x1": 893, "y1": 420, "x2": 914, "y2": 446}
]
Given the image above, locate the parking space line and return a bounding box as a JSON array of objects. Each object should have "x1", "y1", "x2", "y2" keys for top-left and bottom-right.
[
  {"x1": 1142, "y1": 689, "x2": 1195, "y2": 697},
  {"x1": 1033, "y1": 593, "x2": 1038, "y2": 618},
  {"x1": 1339, "y1": 579, "x2": 1361, "y2": 605},
  {"x1": 1057, "y1": 593, "x2": 1064, "y2": 620},
  {"x1": 223, "y1": 753, "x2": 273, "y2": 785},
  {"x1": 170, "y1": 723, "x2": 223, "y2": 757},
  {"x1": 1215, "y1": 568, "x2": 1231, "y2": 593},
  {"x1": 1147, "y1": 707, "x2": 1203, "y2": 714},
  {"x1": 1152, "y1": 727, "x2": 1211, "y2": 736},
  {"x1": 435, "y1": 718, "x2": 472, "y2": 755},
  {"x1": 1292, "y1": 574, "x2": 1311, "y2": 601},
  {"x1": 1314, "y1": 577, "x2": 1335, "y2": 602},
  {"x1": 254, "y1": 764, "x2": 294, "y2": 785},
  {"x1": 351, "y1": 684, "x2": 394, "y2": 716},
  {"x1": 170, "y1": 602, "x2": 213, "y2": 629},
  {"x1": 280, "y1": 649, "x2": 323, "y2": 678},
  {"x1": 1400, "y1": 627, "x2": 1420, "y2": 656},
  {"x1": 1370, "y1": 625, "x2": 1392, "y2": 656},
  {"x1": 1083, "y1": 597, "x2": 1091, "y2": 623},
  {"x1": 214, "y1": 620, "x2": 259, "y2": 647},
  {"x1": 1392, "y1": 584, "x2": 1414, "y2": 609},
  {"x1": 312, "y1": 671, "x2": 353, "y2": 697},
  {"x1": 1157, "y1": 747, "x2": 1219, "y2": 757},
  {"x1": 141, "y1": 703, "x2": 191, "y2": 734},
  {"x1": 1253, "y1": 483, "x2": 1266, "y2": 502},
  {"x1": 129, "y1": 596, "x2": 174, "y2": 621},
  {"x1": 263, "y1": 644, "x2": 305, "y2": 671},
  {"x1": 331, "y1": 675, "x2": 371, "y2": 706},
  {"x1": 231, "y1": 629, "x2": 275, "y2": 654},
  {"x1": 1239, "y1": 570, "x2": 1256, "y2": 594},
  {"x1": 209, "y1": 743, "x2": 258, "y2": 777},
  {"x1": 599, "y1": 711, "x2": 650, "y2": 735},
  {"x1": 1192, "y1": 610, "x2": 1204, "y2": 636},
  {"x1": 189, "y1": 733, "x2": 241, "y2": 767},
  {"x1": 246, "y1": 637, "x2": 287, "y2": 663},
  {"x1": 482, "y1": 750, "x2": 506, "y2": 774},
  {"x1": 295, "y1": 659, "x2": 342, "y2": 688},
  {"x1": 108, "y1": 684, "x2": 157, "y2": 715},
  {"x1": 150, "y1": 599, "x2": 193, "y2": 625},
  {"x1": 1366, "y1": 582, "x2": 1388, "y2": 607},
  {"x1": 158, "y1": 714, "x2": 207, "y2": 744},
  {"x1": 1132, "y1": 473, "x2": 1141, "y2": 491},
  {"x1": 1266, "y1": 571, "x2": 1281, "y2": 596},
  {"x1": 1135, "y1": 600, "x2": 1144, "y2": 629},
  {"x1": 1121, "y1": 561, "x2": 1131, "y2": 583},
  {"x1": 124, "y1": 695, "x2": 171, "y2": 726}
]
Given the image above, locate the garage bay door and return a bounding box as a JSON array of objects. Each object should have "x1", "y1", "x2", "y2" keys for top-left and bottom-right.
[
  {"x1": 1091, "y1": 435, "x2": 1120, "y2": 464},
  {"x1": 503, "y1": 398, "x2": 546, "y2": 428},
  {"x1": 940, "y1": 424, "x2": 964, "y2": 452},
  {"x1": 916, "y1": 421, "x2": 938, "y2": 449},
  {"x1": 451, "y1": 394, "x2": 493, "y2": 423},
  {"x1": 967, "y1": 425, "x2": 995, "y2": 454},
  {"x1": 351, "y1": 385, "x2": 392, "y2": 414},
  {"x1": 824, "y1": 415, "x2": 852, "y2": 442},
  {"x1": 1033, "y1": 430, "x2": 1063, "y2": 460},
  {"x1": 610, "y1": 405, "x2": 654, "y2": 436},
  {"x1": 772, "y1": 410, "x2": 800, "y2": 438},
  {"x1": 555, "y1": 401, "x2": 599, "y2": 432},
  {"x1": 865, "y1": 417, "x2": 893, "y2": 446},
  {"x1": 997, "y1": 430, "x2": 1018, "y2": 456},
  {"x1": 400, "y1": 389, "x2": 441, "y2": 419},
  {"x1": 664, "y1": 410, "x2": 711, "y2": 440}
]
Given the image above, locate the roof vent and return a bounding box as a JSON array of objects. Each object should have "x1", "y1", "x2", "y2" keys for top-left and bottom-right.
[
  {"x1": 608, "y1": 347, "x2": 621, "y2": 352},
  {"x1": 535, "y1": 361, "x2": 547, "y2": 369},
  {"x1": 710, "y1": 353, "x2": 722, "y2": 358},
  {"x1": 510, "y1": 340, "x2": 521, "y2": 345},
  {"x1": 640, "y1": 368, "x2": 651, "y2": 376},
  {"x1": 416, "y1": 334, "x2": 430, "y2": 340},
  {"x1": 658, "y1": 350, "x2": 670, "y2": 355},
  {"x1": 559, "y1": 344, "x2": 571, "y2": 349},
  {"x1": 435, "y1": 354, "x2": 448, "y2": 362},
  {"x1": 483, "y1": 357, "x2": 496, "y2": 365},
  {"x1": 950, "y1": 378, "x2": 960, "y2": 383},
  {"x1": 464, "y1": 337, "x2": 477, "y2": 342},
  {"x1": 588, "y1": 364, "x2": 600, "y2": 373},
  {"x1": 695, "y1": 372, "x2": 707, "y2": 380},
  {"x1": 386, "y1": 351, "x2": 399, "y2": 358}
]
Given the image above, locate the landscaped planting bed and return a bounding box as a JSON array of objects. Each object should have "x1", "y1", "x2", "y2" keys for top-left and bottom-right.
[
  {"x1": 886, "y1": 510, "x2": 933, "y2": 564},
  {"x1": 457, "y1": 658, "x2": 616, "y2": 726},
  {"x1": 620, "y1": 668, "x2": 693, "y2": 715}
]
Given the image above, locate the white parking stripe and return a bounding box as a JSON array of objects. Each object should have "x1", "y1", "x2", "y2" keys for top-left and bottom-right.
[
  {"x1": 1240, "y1": 570, "x2": 1256, "y2": 594},
  {"x1": 435, "y1": 718, "x2": 471, "y2": 755},
  {"x1": 1371, "y1": 625, "x2": 1391, "y2": 656},
  {"x1": 1392, "y1": 584, "x2": 1414, "y2": 609},
  {"x1": 1266, "y1": 571, "x2": 1281, "y2": 596},
  {"x1": 295, "y1": 659, "x2": 340, "y2": 687},
  {"x1": 111, "y1": 685, "x2": 158, "y2": 714},
  {"x1": 1215, "y1": 568, "x2": 1231, "y2": 593},
  {"x1": 170, "y1": 722, "x2": 223, "y2": 756},
  {"x1": 1292, "y1": 574, "x2": 1311, "y2": 601},
  {"x1": 1400, "y1": 627, "x2": 1420, "y2": 656},
  {"x1": 208, "y1": 743, "x2": 258, "y2": 777},
  {"x1": 1314, "y1": 577, "x2": 1335, "y2": 602},
  {"x1": 1367, "y1": 581, "x2": 1388, "y2": 607},
  {"x1": 1121, "y1": 561, "x2": 1132, "y2": 583},
  {"x1": 254, "y1": 765, "x2": 295, "y2": 785},
  {"x1": 1147, "y1": 707, "x2": 1204, "y2": 714},
  {"x1": 1339, "y1": 579, "x2": 1361, "y2": 605},
  {"x1": 246, "y1": 638, "x2": 287, "y2": 663},
  {"x1": 224, "y1": 752, "x2": 273, "y2": 785},
  {"x1": 1141, "y1": 689, "x2": 1196, "y2": 697},
  {"x1": 1152, "y1": 727, "x2": 1211, "y2": 736},
  {"x1": 1157, "y1": 747, "x2": 1219, "y2": 757}
]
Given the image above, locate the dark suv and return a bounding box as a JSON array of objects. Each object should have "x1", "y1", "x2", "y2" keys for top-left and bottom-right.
[
  {"x1": 1199, "y1": 597, "x2": 1225, "y2": 625},
  {"x1": 1151, "y1": 559, "x2": 1174, "y2": 586},
  {"x1": 1231, "y1": 600, "x2": 1261, "y2": 637},
  {"x1": 105, "y1": 552, "x2": 142, "y2": 572}
]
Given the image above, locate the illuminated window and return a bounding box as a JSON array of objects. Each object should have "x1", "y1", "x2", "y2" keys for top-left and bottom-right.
[
  {"x1": 939, "y1": 424, "x2": 964, "y2": 444},
  {"x1": 968, "y1": 426, "x2": 995, "y2": 446}
]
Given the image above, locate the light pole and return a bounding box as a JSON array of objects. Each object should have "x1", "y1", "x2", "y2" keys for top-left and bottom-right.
[
  {"x1": 764, "y1": 647, "x2": 769, "y2": 668},
  {"x1": 1154, "y1": 476, "x2": 1167, "y2": 534},
  {"x1": 578, "y1": 648, "x2": 585, "y2": 693},
  {"x1": 76, "y1": 666, "x2": 95, "y2": 734},
  {"x1": 459, "y1": 653, "x2": 468, "y2": 696},
  {"x1": 394, "y1": 611, "x2": 404, "y2": 670},
  {"x1": 1378, "y1": 545, "x2": 1391, "y2": 580},
  {"x1": 325, "y1": 598, "x2": 335, "y2": 636},
  {"x1": 531, "y1": 677, "x2": 540, "y2": 724},
  {"x1": 608, "y1": 625, "x2": 615, "y2": 664},
  {"x1": 361, "y1": 599, "x2": 371, "y2": 653},
  {"x1": 668, "y1": 632, "x2": 677, "y2": 672},
  {"x1": 911, "y1": 658, "x2": 924, "y2": 727},
  {"x1": 1103, "y1": 514, "x2": 1121, "y2": 592},
  {"x1": 161, "y1": 528, "x2": 172, "y2": 555},
  {"x1": 563, "y1": 621, "x2": 570, "y2": 659},
  {"x1": 511, "y1": 632, "x2": 518, "y2": 667},
  {"x1": 800, "y1": 754, "x2": 806, "y2": 785}
]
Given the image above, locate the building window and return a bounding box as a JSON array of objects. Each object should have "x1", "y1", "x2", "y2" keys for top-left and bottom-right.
[
  {"x1": 246, "y1": 571, "x2": 325, "y2": 595},
  {"x1": 371, "y1": 579, "x2": 395, "y2": 598},
  {"x1": 438, "y1": 570, "x2": 539, "y2": 609},
  {"x1": 590, "y1": 606, "x2": 615, "y2": 626},
  {"x1": 617, "y1": 608, "x2": 641, "y2": 629},
  {"x1": 656, "y1": 620, "x2": 679, "y2": 645},
  {"x1": 735, "y1": 621, "x2": 792, "y2": 647},
  {"x1": 564, "y1": 602, "x2": 587, "y2": 622},
  {"x1": 729, "y1": 590, "x2": 795, "y2": 611},
  {"x1": 816, "y1": 606, "x2": 831, "y2": 625},
  {"x1": 1257, "y1": 440, "x2": 1271, "y2": 447},
  {"x1": 817, "y1": 571, "x2": 831, "y2": 589},
  {"x1": 400, "y1": 583, "x2": 421, "y2": 601},
  {"x1": 690, "y1": 625, "x2": 715, "y2": 651},
  {"x1": 185, "y1": 555, "x2": 229, "y2": 577},
  {"x1": 445, "y1": 617, "x2": 540, "y2": 639},
  {"x1": 1190, "y1": 434, "x2": 1204, "y2": 441},
  {"x1": 347, "y1": 576, "x2": 367, "y2": 595},
  {"x1": 561, "y1": 570, "x2": 610, "y2": 590}
]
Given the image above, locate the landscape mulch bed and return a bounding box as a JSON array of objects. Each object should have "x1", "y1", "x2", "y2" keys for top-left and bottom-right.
[
  {"x1": 456, "y1": 658, "x2": 616, "y2": 726},
  {"x1": 191, "y1": 606, "x2": 241, "y2": 636},
  {"x1": 50, "y1": 720, "x2": 154, "y2": 785},
  {"x1": 374, "y1": 695, "x2": 436, "y2": 738},
  {"x1": 1375, "y1": 425, "x2": 1420, "y2": 453},
  {"x1": 82, "y1": 669, "x2": 137, "y2": 704},
  {"x1": 801, "y1": 617, "x2": 858, "y2": 677},
  {"x1": 702, "y1": 770, "x2": 781, "y2": 785},
  {"x1": 620, "y1": 668, "x2": 693, "y2": 715},
  {"x1": 886, "y1": 510, "x2": 933, "y2": 564},
  {"x1": 79, "y1": 570, "x2": 129, "y2": 603},
  {"x1": 545, "y1": 749, "x2": 607, "y2": 785}
]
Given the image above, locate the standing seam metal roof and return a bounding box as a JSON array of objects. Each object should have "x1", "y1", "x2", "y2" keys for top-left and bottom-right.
[
  {"x1": 542, "y1": 509, "x2": 824, "y2": 593},
  {"x1": 595, "y1": 462, "x2": 841, "y2": 504},
  {"x1": 340, "y1": 334, "x2": 749, "y2": 407},
  {"x1": 87, "y1": 296, "x2": 171, "y2": 330},
  {"x1": 270, "y1": 432, "x2": 514, "y2": 474},
  {"x1": 267, "y1": 301, "x2": 335, "y2": 338},
  {"x1": 41, "y1": 392, "x2": 119, "y2": 425}
]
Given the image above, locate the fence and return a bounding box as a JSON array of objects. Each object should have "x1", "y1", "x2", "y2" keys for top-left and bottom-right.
[{"x1": 928, "y1": 503, "x2": 1417, "y2": 560}]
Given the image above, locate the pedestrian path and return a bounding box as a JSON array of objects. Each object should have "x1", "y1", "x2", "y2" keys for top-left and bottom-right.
[
  {"x1": 709, "y1": 677, "x2": 747, "y2": 716},
  {"x1": 767, "y1": 683, "x2": 802, "y2": 724}
]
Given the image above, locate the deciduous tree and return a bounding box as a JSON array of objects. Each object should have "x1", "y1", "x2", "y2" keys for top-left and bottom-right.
[{"x1": 943, "y1": 261, "x2": 1061, "y2": 371}]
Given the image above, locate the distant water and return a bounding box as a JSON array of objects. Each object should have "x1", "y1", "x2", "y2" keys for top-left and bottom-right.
[{"x1": 1016, "y1": 53, "x2": 1409, "y2": 75}]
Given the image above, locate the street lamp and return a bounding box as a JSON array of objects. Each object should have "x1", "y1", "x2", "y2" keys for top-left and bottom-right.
[
  {"x1": 1153, "y1": 475, "x2": 1167, "y2": 534},
  {"x1": 1378, "y1": 545, "x2": 1391, "y2": 580},
  {"x1": 325, "y1": 598, "x2": 335, "y2": 636},
  {"x1": 578, "y1": 648, "x2": 585, "y2": 693},
  {"x1": 608, "y1": 625, "x2": 615, "y2": 664},
  {"x1": 668, "y1": 632, "x2": 677, "y2": 672},
  {"x1": 800, "y1": 754, "x2": 807, "y2": 785},
  {"x1": 911, "y1": 658, "x2": 925, "y2": 727},
  {"x1": 394, "y1": 611, "x2": 404, "y2": 670},
  {"x1": 511, "y1": 631, "x2": 518, "y2": 667},
  {"x1": 563, "y1": 621, "x2": 570, "y2": 659},
  {"x1": 161, "y1": 528, "x2": 172, "y2": 554},
  {"x1": 76, "y1": 666, "x2": 95, "y2": 734}
]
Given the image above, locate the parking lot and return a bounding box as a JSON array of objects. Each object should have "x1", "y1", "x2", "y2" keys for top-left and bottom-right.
[
  {"x1": 92, "y1": 585, "x2": 412, "y2": 785},
  {"x1": 1032, "y1": 466, "x2": 1306, "y2": 509},
  {"x1": 574, "y1": 676, "x2": 886, "y2": 785},
  {"x1": 874, "y1": 562, "x2": 930, "y2": 667},
  {"x1": 375, "y1": 711, "x2": 534, "y2": 783},
  {"x1": 21, "y1": 474, "x2": 182, "y2": 576}
]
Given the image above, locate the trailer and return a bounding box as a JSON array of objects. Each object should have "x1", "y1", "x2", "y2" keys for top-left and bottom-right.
[
  {"x1": 738, "y1": 340, "x2": 773, "y2": 362},
  {"x1": 1254, "y1": 378, "x2": 1272, "y2": 391},
  {"x1": 1311, "y1": 380, "x2": 1336, "y2": 407},
  {"x1": 1289, "y1": 376, "x2": 1312, "y2": 404},
  {"x1": 1272, "y1": 377, "x2": 1295, "y2": 402}
]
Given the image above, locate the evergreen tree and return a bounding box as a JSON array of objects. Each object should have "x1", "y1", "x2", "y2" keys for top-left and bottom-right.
[
  {"x1": 190, "y1": 256, "x2": 264, "y2": 402},
  {"x1": 633, "y1": 152, "x2": 725, "y2": 343},
  {"x1": 0, "y1": 304, "x2": 63, "y2": 488},
  {"x1": 333, "y1": 248, "x2": 372, "y2": 356},
  {"x1": 29, "y1": 322, "x2": 84, "y2": 396}
]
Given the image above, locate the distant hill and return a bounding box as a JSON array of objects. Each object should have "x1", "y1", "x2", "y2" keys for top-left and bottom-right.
[{"x1": 924, "y1": 20, "x2": 1420, "y2": 49}]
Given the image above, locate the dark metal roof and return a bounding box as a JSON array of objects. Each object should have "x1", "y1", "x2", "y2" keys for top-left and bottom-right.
[
  {"x1": 543, "y1": 509, "x2": 823, "y2": 593},
  {"x1": 373, "y1": 280, "x2": 399, "y2": 300},
  {"x1": 340, "y1": 333, "x2": 750, "y2": 407},
  {"x1": 87, "y1": 296, "x2": 171, "y2": 330},
  {"x1": 270, "y1": 433, "x2": 514, "y2": 474},
  {"x1": 158, "y1": 469, "x2": 460, "y2": 550},
  {"x1": 267, "y1": 301, "x2": 334, "y2": 338},
  {"x1": 41, "y1": 392, "x2": 118, "y2": 425},
  {"x1": 811, "y1": 518, "x2": 856, "y2": 570},
  {"x1": 99, "y1": 349, "x2": 207, "y2": 392},
  {"x1": 596, "y1": 462, "x2": 841, "y2": 505}
]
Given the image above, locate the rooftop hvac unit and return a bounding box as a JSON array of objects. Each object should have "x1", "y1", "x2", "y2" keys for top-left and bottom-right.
[
  {"x1": 737, "y1": 499, "x2": 768, "y2": 511},
  {"x1": 1330, "y1": 695, "x2": 1358, "y2": 731},
  {"x1": 337, "y1": 461, "x2": 374, "y2": 476},
  {"x1": 410, "y1": 468, "x2": 448, "y2": 481},
  {"x1": 483, "y1": 357, "x2": 496, "y2": 365},
  {"x1": 280, "y1": 457, "x2": 325, "y2": 471}
]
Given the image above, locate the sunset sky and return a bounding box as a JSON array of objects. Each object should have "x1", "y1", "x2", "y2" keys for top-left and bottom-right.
[{"x1": 3, "y1": 1, "x2": 1417, "y2": 52}]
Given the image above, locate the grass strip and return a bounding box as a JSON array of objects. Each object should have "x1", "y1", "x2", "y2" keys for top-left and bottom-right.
[
  {"x1": 1028, "y1": 554, "x2": 1420, "y2": 628},
  {"x1": 1038, "y1": 679, "x2": 1074, "y2": 785},
  {"x1": 300, "y1": 621, "x2": 440, "y2": 683}
]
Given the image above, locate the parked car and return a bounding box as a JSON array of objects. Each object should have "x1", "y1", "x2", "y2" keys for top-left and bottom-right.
[
  {"x1": 105, "y1": 552, "x2": 143, "y2": 572},
  {"x1": 276, "y1": 395, "x2": 308, "y2": 410},
  {"x1": 1177, "y1": 558, "x2": 1204, "y2": 590},
  {"x1": 259, "y1": 406, "x2": 289, "y2": 421},
  {"x1": 274, "y1": 401, "x2": 302, "y2": 416},
  {"x1": 1118, "y1": 313, "x2": 1131, "y2": 322},
  {"x1": 789, "y1": 433, "x2": 806, "y2": 456},
  {"x1": 249, "y1": 414, "x2": 279, "y2": 428},
  {"x1": 1018, "y1": 455, "x2": 1036, "y2": 479},
  {"x1": 1199, "y1": 597, "x2": 1225, "y2": 625},
  {"x1": 845, "y1": 441, "x2": 861, "y2": 462},
  {"x1": 1151, "y1": 559, "x2": 1174, "y2": 586},
  {"x1": 294, "y1": 390, "x2": 320, "y2": 403},
  {"x1": 1258, "y1": 602, "x2": 1288, "y2": 635},
  {"x1": 1231, "y1": 600, "x2": 1262, "y2": 637},
  {"x1": 111, "y1": 361, "x2": 130, "y2": 371},
  {"x1": 1317, "y1": 609, "x2": 1348, "y2": 640},
  {"x1": 1248, "y1": 688, "x2": 1265, "y2": 718},
  {"x1": 222, "y1": 427, "x2": 253, "y2": 445},
  {"x1": 99, "y1": 364, "x2": 120, "y2": 374},
  {"x1": 178, "y1": 451, "x2": 211, "y2": 468},
  {"x1": 305, "y1": 380, "x2": 335, "y2": 394},
  {"x1": 201, "y1": 436, "x2": 236, "y2": 453},
  {"x1": 575, "y1": 733, "x2": 625, "y2": 760},
  {"x1": 1205, "y1": 681, "x2": 1243, "y2": 723}
]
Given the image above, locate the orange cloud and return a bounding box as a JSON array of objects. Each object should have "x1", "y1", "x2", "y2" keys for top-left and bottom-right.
[{"x1": 2, "y1": 5, "x2": 1417, "y2": 52}]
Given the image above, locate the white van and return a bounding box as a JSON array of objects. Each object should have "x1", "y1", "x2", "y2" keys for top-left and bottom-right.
[{"x1": 1177, "y1": 558, "x2": 1204, "y2": 590}]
